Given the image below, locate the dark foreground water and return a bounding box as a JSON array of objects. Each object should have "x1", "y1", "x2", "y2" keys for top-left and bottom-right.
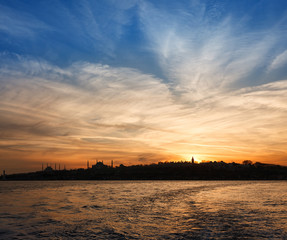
[{"x1": 0, "y1": 181, "x2": 286, "y2": 239}]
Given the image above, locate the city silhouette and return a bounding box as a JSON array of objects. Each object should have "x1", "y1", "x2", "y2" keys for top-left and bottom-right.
[{"x1": 2, "y1": 159, "x2": 287, "y2": 180}]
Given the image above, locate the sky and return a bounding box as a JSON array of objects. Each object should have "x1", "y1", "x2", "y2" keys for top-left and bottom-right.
[{"x1": 1, "y1": 0, "x2": 287, "y2": 173}]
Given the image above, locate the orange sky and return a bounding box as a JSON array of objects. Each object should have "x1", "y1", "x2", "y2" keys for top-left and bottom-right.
[{"x1": 1, "y1": 64, "x2": 287, "y2": 174}]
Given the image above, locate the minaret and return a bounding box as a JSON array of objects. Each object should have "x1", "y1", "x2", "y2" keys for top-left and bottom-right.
[
  {"x1": 87, "y1": 160, "x2": 89, "y2": 169},
  {"x1": 191, "y1": 157, "x2": 195, "y2": 164},
  {"x1": 111, "y1": 160, "x2": 113, "y2": 168},
  {"x1": 2, "y1": 170, "x2": 6, "y2": 180},
  {"x1": 42, "y1": 163, "x2": 44, "y2": 171},
  {"x1": 55, "y1": 163, "x2": 56, "y2": 170}
]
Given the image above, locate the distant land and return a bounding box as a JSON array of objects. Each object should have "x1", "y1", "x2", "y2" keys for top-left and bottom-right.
[{"x1": 1, "y1": 160, "x2": 287, "y2": 180}]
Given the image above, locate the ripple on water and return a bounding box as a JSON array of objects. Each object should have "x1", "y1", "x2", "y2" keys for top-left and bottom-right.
[
  {"x1": 0, "y1": 181, "x2": 286, "y2": 239},
  {"x1": 82, "y1": 204, "x2": 102, "y2": 210}
]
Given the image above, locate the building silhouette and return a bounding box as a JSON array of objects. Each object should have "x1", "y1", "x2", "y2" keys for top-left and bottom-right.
[
  {"x1": 44, "y1": 166, "x2": 53, "y2": 172},
  {"x1": 191, "y1": 157, "x2": 195, "y2": 164},
  {"x1": 92, "y1": 161, "x2": 104, "y2": 169}
]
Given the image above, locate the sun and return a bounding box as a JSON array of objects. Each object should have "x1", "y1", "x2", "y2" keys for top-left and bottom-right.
[
  {"x1": 193, "y1": 157, "x2": 202, "y2": 163},
  {"x1": 182, "y1": 154, "x2": 202, "y2": 163}
]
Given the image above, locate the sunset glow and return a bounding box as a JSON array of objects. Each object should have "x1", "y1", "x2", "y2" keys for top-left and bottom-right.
[{"x1": 1, "y1": 0, "x2": 287, "y2": 173}]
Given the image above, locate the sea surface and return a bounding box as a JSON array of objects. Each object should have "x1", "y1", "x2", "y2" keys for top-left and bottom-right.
[{"x1": 0, "y1": 181, "x2": 286, "y2": 239}]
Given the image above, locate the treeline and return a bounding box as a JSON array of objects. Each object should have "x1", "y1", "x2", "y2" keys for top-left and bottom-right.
[{"x1": 3, "y1": 160, "x2": 287, "y2": 180}]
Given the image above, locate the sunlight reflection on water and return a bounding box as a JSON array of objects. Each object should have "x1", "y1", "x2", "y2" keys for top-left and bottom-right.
[{"x1": 0, "y1": 181, "x2": 286, "y2": 239}]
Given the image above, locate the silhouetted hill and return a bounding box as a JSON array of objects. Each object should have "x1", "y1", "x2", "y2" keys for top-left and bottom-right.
[{"x1": 2, "y1": 161, "x2": 287, "y2": 180}]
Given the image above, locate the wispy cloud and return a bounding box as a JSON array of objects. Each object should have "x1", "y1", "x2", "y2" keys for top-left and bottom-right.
[
  {"x1": 0, "y1": 59, "x2": 185, "y2": 170},
  {"x1": 138, "y1": 1, "x2": 284, "y2": 97},
  {"x1": 0, "y1": 1, "x2": 138, "y2": 63},
  {"x1": 0, "y1": 4, "x2": 50, "y2": 37},
  {"x1": 1, "y1": 57, "x2": 287, "y2": 172},
  {"x1": 268, "y1": 49, "x2": 287, "y2": 72}
]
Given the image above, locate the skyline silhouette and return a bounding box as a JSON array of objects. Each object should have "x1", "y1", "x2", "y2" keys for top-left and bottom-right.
[{"x1": 2, "y1": 159, "x2": 287, "y2": 181}]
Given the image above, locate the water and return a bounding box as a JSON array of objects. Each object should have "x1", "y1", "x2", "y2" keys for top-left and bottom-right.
[{"x1": 0, "y1": 181, "x2": 286, "y2": 239}]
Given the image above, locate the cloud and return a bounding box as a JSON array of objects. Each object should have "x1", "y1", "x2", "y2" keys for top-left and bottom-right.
[
  {"x1": 0, "y1": 59, "x2": 186, "y2": 170},
  {"x1": 68, "y1": 0, "x2": 137, "y2": 54},
  {"x1": 0, "y1": 1, "x2": 138, "y2": 63},
  {"x1": 0, "y1": 4, "x2": 50, "y2": 37},
  {"x1": 138, "y1": 1, "x2": 283, "y2": 98},
  {"x1": 268, "y1": 49, "x2": 287, "y2": 72},
  {"x1": 1, "y1": 57, "x2": 287, "y2": 173}
]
